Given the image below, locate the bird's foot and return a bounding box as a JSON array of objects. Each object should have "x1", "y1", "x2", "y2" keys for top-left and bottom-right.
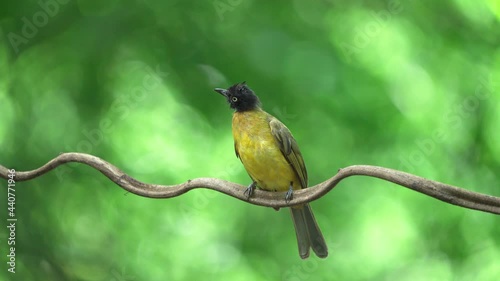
[
  {"x1": 285, "y1": 182, "x2": 294, "y2": 203},
  {"x1": 244, "y1": 181, "x2": 257, "y2": 200}
]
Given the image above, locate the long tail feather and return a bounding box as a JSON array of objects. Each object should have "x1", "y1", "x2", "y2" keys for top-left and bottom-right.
[
  {"x1": 290, "y1": 207, "x2": 311, "y2": 259},
  {"x1": 290, "y1": 204, "x2": 328, "y2": 259},
  {"x1": 302, "y1": 204, "x2": 328, "y2": 258}
]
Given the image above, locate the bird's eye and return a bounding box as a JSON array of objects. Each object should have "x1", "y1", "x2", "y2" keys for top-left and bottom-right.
[{"x1": 232, "y1": 96, "x2": 238, "y2": 102}]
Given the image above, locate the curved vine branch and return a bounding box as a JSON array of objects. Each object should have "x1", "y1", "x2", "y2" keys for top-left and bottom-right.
[{"x1": 1, "y1": 152, "x2": 499, "y2": 214}]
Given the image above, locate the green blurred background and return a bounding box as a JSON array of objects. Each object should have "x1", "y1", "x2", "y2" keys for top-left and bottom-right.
[{"x1": 1, "y1": 0, "x2": 499, "y2": 280}]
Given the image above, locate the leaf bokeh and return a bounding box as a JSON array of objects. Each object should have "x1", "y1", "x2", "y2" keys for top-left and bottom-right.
[{"x1": 0, "y1": 0, "x2": 499, "y2": 280}]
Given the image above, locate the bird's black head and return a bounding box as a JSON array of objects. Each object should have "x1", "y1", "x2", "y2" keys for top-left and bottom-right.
[{"x1": 214, "y1": 82, "x2": 261, "y2": 112}]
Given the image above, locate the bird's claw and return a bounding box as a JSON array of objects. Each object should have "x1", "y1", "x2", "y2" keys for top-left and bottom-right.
[
  {"x1": 244, "y1": 182, "x2": 256, "y2": 200},
  {"x1": 285, "y1": 183, "x2": 293, "y2": 203}
]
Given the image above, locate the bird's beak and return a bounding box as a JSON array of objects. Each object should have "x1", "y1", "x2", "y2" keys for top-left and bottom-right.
[{"x1": 214, "y1": 88, "x2": 228, "y2": 97}]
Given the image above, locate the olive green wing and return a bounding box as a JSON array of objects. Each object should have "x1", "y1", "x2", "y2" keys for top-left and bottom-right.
[{"x1": 268, "y1": 116, "x2": 308, "y2": 189}]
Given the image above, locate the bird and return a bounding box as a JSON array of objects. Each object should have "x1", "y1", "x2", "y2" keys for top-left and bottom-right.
[{"x1": 214, "y1": 82, "x2": 328, "y2": 259}]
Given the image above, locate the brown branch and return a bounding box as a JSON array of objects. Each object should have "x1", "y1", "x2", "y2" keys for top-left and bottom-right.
[{"x1": 1, "y1": 152, "x2": 499, "y2": 214}]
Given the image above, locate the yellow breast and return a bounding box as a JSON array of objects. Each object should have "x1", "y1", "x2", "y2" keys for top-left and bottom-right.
[{"x1": 232, "y1": 109, "x2": 301, "y2": 192}]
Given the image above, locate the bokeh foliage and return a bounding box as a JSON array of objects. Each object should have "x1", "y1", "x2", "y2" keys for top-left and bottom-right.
[{"x1": 0, "y1": 0, "x2": 499, "y2": 280}]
